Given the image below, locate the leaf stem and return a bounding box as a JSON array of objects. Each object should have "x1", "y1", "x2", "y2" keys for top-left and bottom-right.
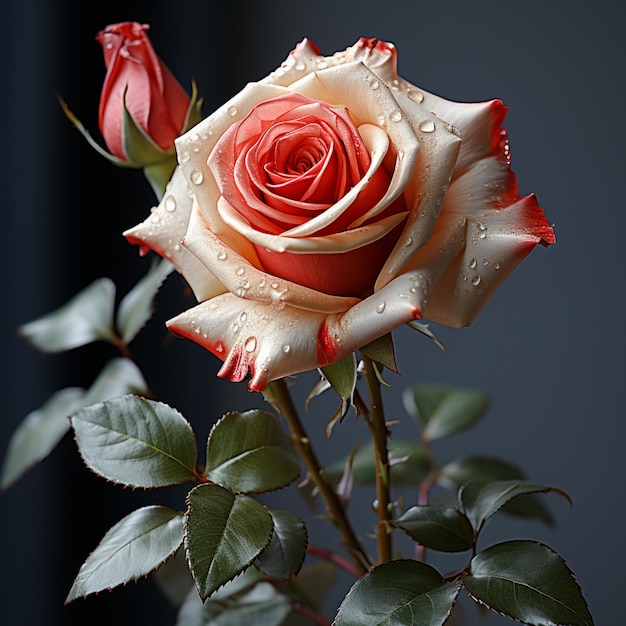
[
  {"x1": 361, "y1": 355, "x2": 393, "y2": 564},
  {"x1": 266, "y1": 379, "x2": 370, "y2": 575},
  {"x1": 306, "y1": 545, "x2": 363, "y2": 579}
]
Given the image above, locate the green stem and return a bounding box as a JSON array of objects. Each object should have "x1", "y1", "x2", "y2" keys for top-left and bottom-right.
[
  {"x1": 266, "y1": 378, "x2": 370, "y2": 574},
  {"x1": 361, "y1": 355, "x2": 393, "y2": 564}
]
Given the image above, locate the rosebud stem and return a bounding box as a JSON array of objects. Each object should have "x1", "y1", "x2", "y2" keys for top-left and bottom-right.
[
  {"x1": 266, "y1": 378, "x2": 370, "y2": 575},
  {"x1": 361, "y1": 355, "x2": 393, "y2": 564}
]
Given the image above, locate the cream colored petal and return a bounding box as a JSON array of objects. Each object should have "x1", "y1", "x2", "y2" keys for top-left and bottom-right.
[
  {"x1": 123, "y1": 167, "x2": 225, "y2": 302},
  {"x1": 183, "y1": 203, "x2": 359, "y2": 314},
  {"x1": 217, "y1": 195, "x2": 408, "y2": 254},
  {"x1": 374, "y1": 89, "x2": 462, "y2": 289},
  {"x1": 167, "y1": 271, "x2": 428, "y2": 391},
  {"x1": 282, "y1": 123, "x2": 389, "y2": 236}
]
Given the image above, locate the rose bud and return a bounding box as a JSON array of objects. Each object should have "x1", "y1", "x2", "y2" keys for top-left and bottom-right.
[
  {"x1": 125, "y1": 38, "x2": 555, "y2": 391},
  {"x1": 96, "y1": 21, "x2": 191, "y2": 164}
]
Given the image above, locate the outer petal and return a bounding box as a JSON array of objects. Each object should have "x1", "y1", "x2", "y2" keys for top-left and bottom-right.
[
  {"x1": 421, "y1": 193, "x2": 554, "y2": 327},
  {"x1": 124, "y1": 167, "x2": 225, "y2": 302},
  {"x1": 167, "y1": 271, "x2": 427, "y2": 391}
]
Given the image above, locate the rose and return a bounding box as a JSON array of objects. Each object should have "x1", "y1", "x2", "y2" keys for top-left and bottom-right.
[
  {"x1": 125, "y1": 38, "x2": 554, "y2": 391},
  {"x1": 96, "y1": 22, "x2": 191, "y2": 163}
]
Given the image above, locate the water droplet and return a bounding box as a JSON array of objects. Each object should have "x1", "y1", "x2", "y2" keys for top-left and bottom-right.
[
  {"x1": 390, "y1": 109, "x2": 402, "y2": 122},
  {"x1": 294, "y1": 61, "x2": 306, "y2": 71},
  {"x1": 482, "y1": 259, "x2": 489, "y2": 266},
  {"x1": 404, "y1": 237, "x2": 413, "y2": 247},
  {"x1": 282, "y1": 344, "x2": 291, "y2": 353},
  {"x1": 469, "y1": 258, "x2": 477, "y2": 269},
  {"x1": 227, "y1": 106, "x2": 238, "y2": 117},
  {"x1": 215, "y1": 342, "x2": 224, "y2": 353},
  {"x1": 244, "y1": 336, "x2": 257, "y2": 352},
  {"x1": 239, "y1": 312, "x2": 248, "y2": 322},
  {"x1": 316, "y1": 60, "x2": 328, "y2": 69},
  {"x1": 407, "y1": 89, "x2": 424, "y2": 104},
  {"x1": 164, "y1": 195, "x2": 176, "y2": 212},
  {"x1": 190, "y1": 169, "x2": 204, "y2": 185},
  {"x1": 150, "y1": 213, "x2": 161, "y2": 224},
  {"x1": 259, "y1": 279, "x2": 266, "y2": 287},
  {"x1": 493, "y1": 262, "x2": 501, "y2": 270},
  {"x1": 472, "y1": 276, "x2": 481, "y2": 286},
  {"x1": 209, "y1": 302, "x2": 219, "y2": 310},
  {"x1": 418, "y1": 119, "x2": 436, "y2": 133},
  {"x1": 271, "y1": 282, "x2": 279, "y2": 289},
  {"x1": 376, "y1": 301, "x2": 386, "y2": 314},
  {"x1": 377, "y1": 114, "x2": 386, "y2": 126},
  {"x1": 370, "y1": 80, "x2": 380, "y2": 90},
  {"x1": 236, "y1": 267, "x2": 245, "y2": 276},
  {"x1": 217, "y1": 250, "x2": 227, "y2": 260}
]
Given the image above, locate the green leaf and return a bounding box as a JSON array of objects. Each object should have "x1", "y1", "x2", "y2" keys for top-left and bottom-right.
[
  {"x1": 71, "y1": 395, "x2": 197, "y2": 487},
  {"x1": 205, "y1": 410, "x2": 300, "y2": 493},
  {"x1": 360, "y1": 333, "x2": 398, "y2": 372},
  {"x1": 440, "y1": 456, "x2": 555, "y2": 525},
  {"x1": 320, "y1": 353, "x2": 357, "y2": 400},
  {"x1": 1, "y1": 358, "x2": 147, "y2": 489},
  {"x1": 328, "y1": 439, "x2": 432, "y2": 487},
  {"x1": 1, "y1": 387, "x2": 84, "y2": 489},
  {"x1": 57, "y1": 95, "x2": 131, "y2": 167},
  {"x1": 19, "y1": 278, "x2": 118, "y2": 352},
  {"x1": 395, "y1": 506, "x2": 474, "y2": 553},
  {"x1": 152, "y1": 546, "x2": 194, "y2": 607},
  {"x1": 465, "y1": 540, "x2": 594, "y2": 625},
  {"x1": 117, "y1": 257, "x2": 174, "y2": 343},
  {"x1": 255, "y1": 509, "x2": 307, "y2": 579},
  {"x1": 404, "y1": 384, "x2": 488, "y2": 442},
  {"x1": 66, "y1": 505, "x2": 183, "y2": 602},
  {"x1": 459, "y1": 479, "x2": 570, "y2": 534},
  {"x1": 177, "y1": 579, "x2": 291, "y2": 626},
  {"x1": 335, "y1": 559, "x2": 461, "y2": 626},
  {"x1": 184, "y1": 483, "x2": 273, "y2": 599}
]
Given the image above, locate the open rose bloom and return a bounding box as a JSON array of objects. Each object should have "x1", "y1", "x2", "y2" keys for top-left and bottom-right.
[{"x1": 125, "y1": 38, "x2": 555, "y2": 391}]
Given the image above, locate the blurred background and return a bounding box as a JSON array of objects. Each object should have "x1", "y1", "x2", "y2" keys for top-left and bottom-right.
[{"x1": 1, "y1": 0, "x2": 623, "y2": 624}]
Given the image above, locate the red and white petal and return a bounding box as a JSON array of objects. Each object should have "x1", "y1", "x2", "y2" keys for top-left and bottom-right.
[
  {"x1": 167, "y1": 271, "x2": 427, "y2": 391},
  {"x1": 123, "y1": 167, "x2": 225, "y2": 302},
  {"x1": 421, "y1": 193, "x2": 554, "y2": 327},
  {"x1": 182, "y1": 203, "x2": 360, "y2": 314}
]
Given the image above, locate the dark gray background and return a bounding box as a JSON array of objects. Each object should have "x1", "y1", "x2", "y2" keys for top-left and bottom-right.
[{"x1": 1, "y1": 1, "x2": 623, "y2": 624}]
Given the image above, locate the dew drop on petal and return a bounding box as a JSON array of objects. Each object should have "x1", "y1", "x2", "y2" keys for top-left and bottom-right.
[
  {"x1": 228, "y1": 106, "x2": 238, "y2": 117},
  {"x1": 190, "y1": 169, "x2": 204, "y2": 185},
  {"x1": 377, "y1": 114, "x2": 386, "y2": 126},
  {"x1": 215, "y1": 342, "x2": 225, "y2": 353},
  {"x1": 370, "y1": 80, "x2": 380, "y2": 90},
  {"x1": 282, "y1": 344, "x2": 291, "y2": 353},
  {"x1": 164, "y1": 196, "x2": 176, "y2": 212},
  {"x1": 469, "y1": 258, "x2": 477, "y2": 269},
  {"x1": 390, "y1": 109, "x2": 402, "y2": 122},
  {"x1": 217, "y1": 250, "x2": 227, "y2": 260},
  {"x1": 407, "y1": 89, "x2": 424, "y2": 104},
  {"x1": 472, "y1": 276, "x2": 481, "y2": 286},
  {"x1": 150, "y1": 212, "x2": 161, "y2": 224},
  {"x1": 418, "y1": 119, "x2": 436, "y2": 133},
  {"x1": 244, "y1": 336, "x2": 257, "y2": 352},
  {"x1": 295, "y1": 61, "x2": 306, "y2": 71},
  {"x1": 236, "y1": 267, "x2": 245, "y2": 276}
]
